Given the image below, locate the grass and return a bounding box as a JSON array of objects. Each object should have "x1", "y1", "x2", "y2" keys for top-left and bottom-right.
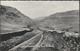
[
  {"x1": 0, "y1": 32, "x2": 36, "y2": 51},
  {"x1": 40, "y1": 31, "x2": 80, "y2": 51}
]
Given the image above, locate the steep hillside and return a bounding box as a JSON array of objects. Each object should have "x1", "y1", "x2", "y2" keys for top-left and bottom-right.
[
  {"x1": 0, "y1": 5, "x2": 33, "y2": 34},
  {"x1": 37, "y1": 10, "x2": 79, "y2": 33}
]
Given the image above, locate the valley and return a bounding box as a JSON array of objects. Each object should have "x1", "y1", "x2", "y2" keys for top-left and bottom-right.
[{"x1": 0, "y1": 5, "x2": 79, "y2": 51}]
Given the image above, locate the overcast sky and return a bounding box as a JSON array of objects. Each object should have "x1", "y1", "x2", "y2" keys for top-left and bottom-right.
[{"x1": 1, "y1": 1, "x2": 79, "y2": 19}]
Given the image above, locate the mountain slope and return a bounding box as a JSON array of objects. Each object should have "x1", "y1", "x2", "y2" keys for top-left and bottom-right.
[
  {"x1": 0, "y1": 5, "x2": 33, "y2": 34},
  {"x1": 37, "y1": 10, "x2": 79, "y2": 33}
]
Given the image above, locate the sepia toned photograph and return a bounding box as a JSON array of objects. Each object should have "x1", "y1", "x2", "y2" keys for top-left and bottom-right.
[{"x1": 0, "y1": 1, "x2": 79, "y2": 51}]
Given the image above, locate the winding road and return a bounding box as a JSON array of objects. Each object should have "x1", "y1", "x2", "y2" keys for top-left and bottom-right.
[{"x1": 9, "y1": 32, "x2": 43, "y2": 51}]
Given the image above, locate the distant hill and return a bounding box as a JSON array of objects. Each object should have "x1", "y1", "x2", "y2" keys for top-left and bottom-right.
[
  {"x1": 37, "y1": 10, "x2": 79, "y2": 33},
  {"x1": 0, "y1": 5, "x2": 33, "y2": 34}
]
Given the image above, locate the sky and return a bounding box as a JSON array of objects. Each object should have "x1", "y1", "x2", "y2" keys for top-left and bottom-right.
[{"x1": 1, "y1": 1, "x2": 79, "y2": 19}]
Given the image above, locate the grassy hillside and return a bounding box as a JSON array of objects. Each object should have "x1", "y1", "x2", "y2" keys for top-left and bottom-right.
[
  {"x1": 0, "y1": 5, "x2": 33, "y2": 34},
  {"x1": 37, "y1": 10, "x2": 79, "y2": 33}
]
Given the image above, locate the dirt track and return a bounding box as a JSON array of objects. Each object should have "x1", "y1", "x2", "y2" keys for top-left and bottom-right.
[{"x1": 9, "y1": 33, "x2": 43, "y2": 51}]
